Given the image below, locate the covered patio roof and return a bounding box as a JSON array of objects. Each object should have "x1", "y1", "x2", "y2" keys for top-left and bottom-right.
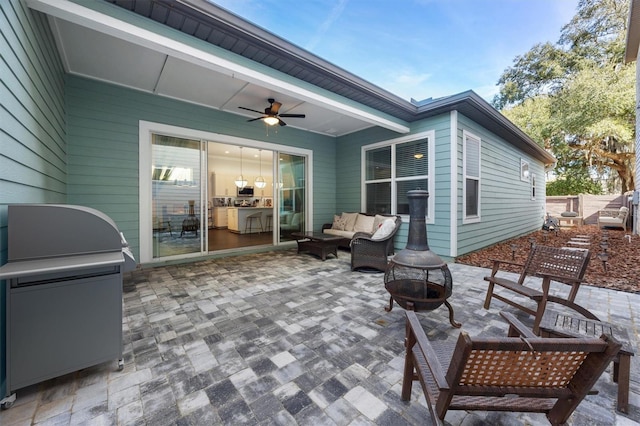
[{"x1": 26, "y1": 0, "x2": 554, "y2": 163}]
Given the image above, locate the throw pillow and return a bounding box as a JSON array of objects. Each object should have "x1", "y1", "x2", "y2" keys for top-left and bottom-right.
[
  {"x1": 560, "y1": 211, "x2": 578, "y2": 217},
  {"x1": 372, "y1": 218, "x2": 396, "y2": 240},
  {"x1": 332, "y1": 214, "x2": 347, "y2": 230},
  {"x1": 341, "y1": 212, "x2": 359, "y2": 232},
  {"x1": 373, "y1": 214, "x2": 387, "y2": 231},
  {"x1": 353, "y1": 214, "x2": 375, "y2": 233}
]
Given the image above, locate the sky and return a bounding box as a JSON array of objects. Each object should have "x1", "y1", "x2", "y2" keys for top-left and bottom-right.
[{"x1": 211, "y1": 0, "x2": 579, "y2": 102}]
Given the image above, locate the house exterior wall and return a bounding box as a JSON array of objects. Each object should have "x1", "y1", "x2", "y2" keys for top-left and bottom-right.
[
  {"x1": 334, "y1": 115, "x2": 453, "y2": 256},
  {"x1": 455, "y1": 113, "x2": 546, "y2": 256},
  {"x1": 0, "y1": 2, "x2": 67, "y2": 398},
  {"x1": 65, "y1": 75, "x2": 337, "y2": 261}
]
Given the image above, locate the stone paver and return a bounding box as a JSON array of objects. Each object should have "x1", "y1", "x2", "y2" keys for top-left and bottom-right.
[{"x1": 1, "y1": 249, "x2": 638, "y2": 425}]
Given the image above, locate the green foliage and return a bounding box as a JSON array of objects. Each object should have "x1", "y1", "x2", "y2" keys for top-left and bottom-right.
[
  {"x1": 546, "y1": 173, "x2": 604, "y2": 196},
  {"x1": 494, "y1": 0, "x2": 635, "y2": 194}
]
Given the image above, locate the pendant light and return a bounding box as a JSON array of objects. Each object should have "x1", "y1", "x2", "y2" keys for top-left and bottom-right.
[
  {"x1": 254, "y1": 149, "x2": 266, "y2": 188},
  {"x1": 234, "y1": 147, "x2": 247, "y2": 188}
]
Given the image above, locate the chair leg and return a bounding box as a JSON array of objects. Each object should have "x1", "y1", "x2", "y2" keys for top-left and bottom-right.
[
  {"x1": 401, "y1": 322, "x2": 416, "y2": 401},
  {"x1": 532, "y1": 278, "x2": 550, "y2": 335},
  {"x1": 483, "y1": 281, "x2": 495, "y2": 309}
]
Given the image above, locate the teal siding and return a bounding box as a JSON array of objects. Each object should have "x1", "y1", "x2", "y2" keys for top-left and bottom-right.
[
  {"x1": 335, "y1": 115, "x2": 453, "y2": 256},
  {"x1": 0, "y1": 0, "x2": 66, "y2": 399},
  {"x1": 66, "y1": 76, "x2": 336, "y2": 260},
  {"x1": 456, "y1": 113, "x2": 546, "y2": 256}
]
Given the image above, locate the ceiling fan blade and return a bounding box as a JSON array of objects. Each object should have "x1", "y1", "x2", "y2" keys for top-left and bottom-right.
[
  {"x1": 247, "y1": 117, "x2": 265, "y2": 122},
  {"x1": 238, "y1": 106, "x2": 265, "y2": 114},
  {"x1": 279, "y1": 114, "x2": 306, "y2": 118},
  {"x1": 278, "y1": 118, "x2": 287, "y2": 126}
]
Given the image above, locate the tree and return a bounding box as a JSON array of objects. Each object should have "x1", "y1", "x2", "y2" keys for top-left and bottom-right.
[{"x1": 494, "y1": 0, "x2": 634, "y2": 194}]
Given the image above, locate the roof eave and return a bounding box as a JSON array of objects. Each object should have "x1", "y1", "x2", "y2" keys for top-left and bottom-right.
[
  {"x1": 415, "y1": 91, "x2": 555, "y2": 164},
  {"x1": 625, "y1": 0, "x2": 640, "y2": 63}
]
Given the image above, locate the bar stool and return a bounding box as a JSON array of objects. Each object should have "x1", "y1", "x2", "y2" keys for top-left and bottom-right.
[
  {"x1": 245, "y1": 212, "x2": 263, "y2": 234},
  {"x1": 264, "y1": 213, "x2": 273, "y2": 232}
]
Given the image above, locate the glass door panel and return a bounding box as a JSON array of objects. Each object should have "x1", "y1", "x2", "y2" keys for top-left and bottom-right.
[
  {"x1": 151, "y1": 134, "x2": 203, "y2": 258},
  {"x1": 278, "y1": 153, "x2": 306, "y2": 242}
]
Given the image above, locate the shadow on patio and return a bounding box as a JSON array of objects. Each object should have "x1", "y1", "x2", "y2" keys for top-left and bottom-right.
[{"x1": 1, "y1": 249, "x2": 638, "y2": 425}]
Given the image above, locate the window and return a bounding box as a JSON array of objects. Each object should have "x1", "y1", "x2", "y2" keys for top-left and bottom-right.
[
  {"x1": 531, "y1": 174, "x2": 537, "y2": 200},
  {"x1": 363, "y1": 131, "x2": 434, "y2": 218},
  {"x1": 521, "y1": 159, "x2": 530, "y2": 181},
  {"x1": 463, "y1": 131, "x2": 480, "y2": 221}
]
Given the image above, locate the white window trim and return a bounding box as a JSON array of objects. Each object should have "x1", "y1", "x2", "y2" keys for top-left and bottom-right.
[
  {"x1": 462, "y1": 130, "x2": 481, "y2": 224},
  {"x1": 361, "y1": 130, "x2": 435, "y2": 223},
  {"x1": 531, "y1": 173, "x2": 537, "y2": 200},
  {"x1": 521, "y1": 158, "x2": 530, "y2": 181}
]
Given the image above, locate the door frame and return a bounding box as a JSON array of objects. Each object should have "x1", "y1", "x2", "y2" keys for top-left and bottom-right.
[{"x1": 139, "y1": 120, "x2": 313, "y2": 264}]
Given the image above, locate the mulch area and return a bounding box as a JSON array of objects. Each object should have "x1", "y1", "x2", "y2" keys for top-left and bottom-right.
[{"x1": 455, "y1": 225, "x2": 640, "y2": 294}]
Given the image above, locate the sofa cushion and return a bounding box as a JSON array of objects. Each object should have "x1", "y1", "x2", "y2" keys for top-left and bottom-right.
[
  {"x1": 599, "y1": 217, "x2": 622, "y2": 224},
  {"x1": 290, "y1": 212, "x2": 301, "y2": 227},
  {"x1": 372, "y1": 218, "x2": 396, "y2": 240},
  {"x1": 353, "y1": 214, "x2": 375, "y2": 233},
  {"x1": 331, "y1": 214, "x2": 347, "y2": 230},
  {"x1": 323, "y1": 228, "x2": 356, "y2": 239},
  {"x1": 341, "y1": 212, "x2": 359, "y2": 232}
]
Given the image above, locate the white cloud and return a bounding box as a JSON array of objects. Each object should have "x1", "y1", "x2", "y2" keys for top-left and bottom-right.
[{"x1": 306, "y1": 0, "x2": 349, "y2": 51}]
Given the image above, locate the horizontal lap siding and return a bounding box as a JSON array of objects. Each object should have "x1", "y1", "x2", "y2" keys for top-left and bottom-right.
[
  {"x1": 455, "y1": 114, "x2": 545, "y2": 256},
  {"x1": 0, "y1": 3, "x2": 66, "y2": 208},
  {"x1": 417, "y1": 118, "x2": 452, "y2": 257},
  {"x1": 0, "y1": 1, "x2": 66, "y2": 398},
  {"x1": 335, "y1": 116, "x2": 452, "y2": 255},
  {"x1": 66, "y1": 76, "x2": 335, "y2": 259}
]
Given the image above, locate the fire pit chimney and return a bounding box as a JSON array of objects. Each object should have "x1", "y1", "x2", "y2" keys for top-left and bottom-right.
[{"x1": 384, "y1": 190, "x2": 461, "y2": 328}]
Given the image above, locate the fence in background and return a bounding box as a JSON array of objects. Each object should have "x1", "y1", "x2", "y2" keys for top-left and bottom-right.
[{"x1": 546, "y1": 193, "x2": 634, "y2": 227}]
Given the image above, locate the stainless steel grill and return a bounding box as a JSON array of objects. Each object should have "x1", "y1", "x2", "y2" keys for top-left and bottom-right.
[{"x1": 0, "y1": 204, "x2": 135, "y2": 409}]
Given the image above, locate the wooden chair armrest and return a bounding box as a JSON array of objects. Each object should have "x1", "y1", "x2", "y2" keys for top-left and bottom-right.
[
  {"x1": 500, "y1": 311, "x2": 537, "y2": 339},
  {"x1": 405, "y1": 311, "x2": 449, "y2": 391},
  {"x1": 487, "y1": 258, "x2": 524, "y2": 277}
]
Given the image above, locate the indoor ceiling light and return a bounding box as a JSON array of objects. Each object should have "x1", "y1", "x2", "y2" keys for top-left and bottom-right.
[
  {"x1": 414, "y1": 153, "x2": 424, "y2": 159},
  {"x1": 235, "y1": 147, "x2": 247, "y2": 188},
  {"x1": 254, "y1": 149, "x2": 266, "y2": 188},
  {"x1": 263, "y1": 116, "x2": 279, "y2": 126}
]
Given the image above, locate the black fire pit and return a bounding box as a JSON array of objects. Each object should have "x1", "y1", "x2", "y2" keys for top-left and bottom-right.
[{"x1": 384, "y1": 190, "x2": 461, "y2": 328}]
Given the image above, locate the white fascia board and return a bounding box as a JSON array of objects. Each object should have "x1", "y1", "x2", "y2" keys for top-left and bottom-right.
[{"x1": 26, "y1": 0, "x2": 410, "y2": 134}]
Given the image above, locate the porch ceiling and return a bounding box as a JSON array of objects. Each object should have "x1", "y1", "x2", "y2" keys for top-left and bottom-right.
[{"x1": 30, "y1": 0, "x2": 410, "y2": 137}]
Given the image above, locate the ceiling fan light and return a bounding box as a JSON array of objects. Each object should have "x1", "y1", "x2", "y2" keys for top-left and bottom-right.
[{"x1": 263, "y1": 116, "x2": 279, "y2": 126}]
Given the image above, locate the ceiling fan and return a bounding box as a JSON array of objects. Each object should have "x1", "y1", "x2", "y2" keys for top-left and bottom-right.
[{"x1": 238, "y1": 98, "x2": 306, "y2": 126}]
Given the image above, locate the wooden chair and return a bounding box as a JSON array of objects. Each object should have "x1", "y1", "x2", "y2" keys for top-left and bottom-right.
[
  {"x1": 401, "y1": 310, "x2": 621, "y2": 426},
  {"x1": 483, "y1": 245, "x2": 592, "y2": 333}
]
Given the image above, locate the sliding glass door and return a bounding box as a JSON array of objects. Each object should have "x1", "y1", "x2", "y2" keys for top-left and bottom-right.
[
  {"x1": 151, "y1": 134, "x2": 204, "y2": 258},
  {"x1": 140, "y1": 121, "x2": 313, "y2": 263},
  {"x1": 278, "y1": 153, "x2": 306, "y2": 242}
]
